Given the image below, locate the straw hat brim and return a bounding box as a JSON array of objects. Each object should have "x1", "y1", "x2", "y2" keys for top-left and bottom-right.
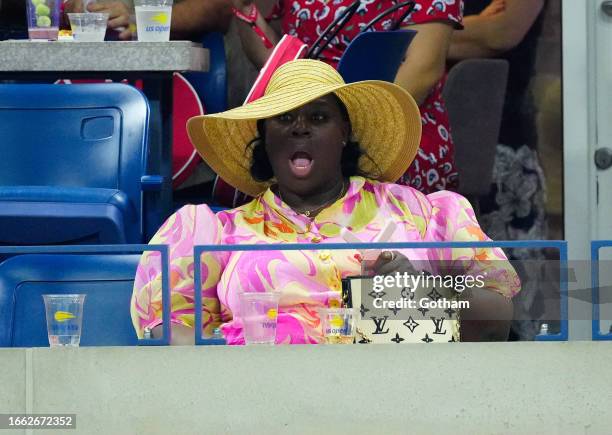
[{"x1": 187, "y1": 79, "x2": 421, "y2": 197}]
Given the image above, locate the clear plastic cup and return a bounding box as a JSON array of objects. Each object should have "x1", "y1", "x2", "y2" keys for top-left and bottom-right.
[
  {"x1": 42, "y1": 294, "x2": 86, "y2": 347},
  {"x1": 320, "y1": 308, "x2": 355, "y2": 344},
  {"x1": 134, "y1": 0, "x2": 173, "y2": 42},
  {"x1": 239, "y1": 292, "x2": 280, "y2": 345},
  {"x1": 26, "y1": 0, "x2": 61, "y2": 40},
  {"x1": 68, "y1": 13, "x2": 109, "y2": 42}
]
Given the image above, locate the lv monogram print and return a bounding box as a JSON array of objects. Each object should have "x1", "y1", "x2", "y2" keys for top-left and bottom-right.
[{"x1": 344, "y1": 276, "x2": 461, "y2": 343}]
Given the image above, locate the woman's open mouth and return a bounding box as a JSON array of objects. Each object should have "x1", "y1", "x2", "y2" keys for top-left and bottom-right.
[{"x1": 289, "y1": 151, "x2": 314, "y2": 178}]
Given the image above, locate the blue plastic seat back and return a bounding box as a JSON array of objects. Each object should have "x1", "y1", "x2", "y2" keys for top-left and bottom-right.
[
  {"x1": 0, "y1": 83, "x2": 152, "y2": 243},
  {"x1": 337, "y1": 30, "x2": 416, "y2": 83},
  {"x1": 0, "y1": 83, "x2": 148, "y2": 189},
  {"x1": 182, "y1": 32, "x2": 227, "y2": 114},
  {"x1": 0, "y1": 254, "x2": 140, "y2": 347}
]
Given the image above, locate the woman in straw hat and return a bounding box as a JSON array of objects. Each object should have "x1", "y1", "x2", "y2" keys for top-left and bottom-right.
[
  {"x1": 131, "y1": 60, "x2": 519, "y2": 345},
  {"x1": 230, "y1": 0, "x2": 463, "y2": 194}
]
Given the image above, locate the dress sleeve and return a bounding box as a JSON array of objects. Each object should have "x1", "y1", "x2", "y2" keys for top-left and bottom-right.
[
  {"x1": 424, "y1": 191, "x2": 521, "y2": 298},
  {"x1": 400, "y1": 0, "x2": 463, "y2": 29},
  {"x1": 130, "y1": 204, "x2": 225, "y2": 338}
]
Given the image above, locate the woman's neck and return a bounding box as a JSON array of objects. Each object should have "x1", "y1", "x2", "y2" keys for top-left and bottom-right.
[{"x1": 277, "y1": 177, "x2": 348, "y2": 217}]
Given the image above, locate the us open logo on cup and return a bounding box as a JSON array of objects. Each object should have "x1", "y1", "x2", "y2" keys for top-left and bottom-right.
[
  {"x1": 135, "y1": 4, "x2": 172, "y2": 42},
  {"x1": 325, "y1": 314, "x2": 346, "y2": 334},
  {"x1": 51, "y1": 310, "x2": 80, "y2": 332},
  {"x1": 53, "y1": 311, "x2": 76, "y2": 322},
  {"x1": 266, "y1": 308, "x2": 278, "y2": 320},
  {"x1": 260, "y1": 308, "x2": 278, "y2": 329},
  {"x1": 145, "y1": 12, "x2": 169, "y2": 32}
]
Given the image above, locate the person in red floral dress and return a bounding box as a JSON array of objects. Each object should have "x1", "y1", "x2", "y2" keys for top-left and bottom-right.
[{"x1": 231, "y1": 0, "x2": 463, "y2": 194}]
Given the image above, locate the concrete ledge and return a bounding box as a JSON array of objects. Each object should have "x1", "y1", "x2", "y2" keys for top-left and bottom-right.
[
  {"x1": 0, "y1": 349, "x2": 26, "y2": 414},
  {"x1": 0, "y1": 41, "x2": 208, "y2": 72},
  {"x1": 2, "y1": 342, "x2": 611, "y2": 434}
]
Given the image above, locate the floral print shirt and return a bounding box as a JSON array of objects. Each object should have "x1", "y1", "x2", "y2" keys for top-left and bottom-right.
[{"x1": 130, "y1": 177, "x2": 520, "y2": 344}]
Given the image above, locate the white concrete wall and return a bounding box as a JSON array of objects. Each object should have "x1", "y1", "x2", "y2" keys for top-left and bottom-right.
[
  {"x1": 1, "y1": 343, "x2": 612, "y2": 434},
  {"x1": 0, "y1": 351, "x2": 25, "y2": 414}
]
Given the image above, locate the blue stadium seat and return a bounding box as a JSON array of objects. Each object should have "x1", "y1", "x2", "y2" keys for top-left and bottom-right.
[
  {"x1": 0, "y1": 83, "x2": 162, "y2": 245},
  {"x1": 182, "y1": 32, "x2": 227, "y2": 114},
  {"x1": 0, "y1": 254, "x2": 140, "y2": 347},
  {"x1": 337, "y1": 30, "x2": 416, "y2": 84}
]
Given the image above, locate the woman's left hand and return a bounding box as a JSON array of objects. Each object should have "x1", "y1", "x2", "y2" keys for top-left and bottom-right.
[{"x1": 371, "y1": 250, "x2": 418, "y2": 275}]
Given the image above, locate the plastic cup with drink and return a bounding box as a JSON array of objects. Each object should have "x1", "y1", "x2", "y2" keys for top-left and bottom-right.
[
  {"x1": 68, "y1": 13, "x2": 109, "y2": 41},
  {"x1": 26, "y1": 0, "x2": 61, "y2": 40},
  {"x1": 239, "y1": 292, "x2": 281, "y2": 345},
  {"x1": 134, "y1": 0, "x2": 173, "y2": 42},
  {"x1": 42, "y1": 294, "x2": 86, "y2": 347},
  {"x1": 320, "y1": 307, "x2": 355, "y2": 344}
]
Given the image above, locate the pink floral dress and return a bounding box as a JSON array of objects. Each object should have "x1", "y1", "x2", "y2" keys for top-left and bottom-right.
[
  {"x1": 273, "y1": 0, "x2": 463, "y2": 192},
  {"x1": 131, "y1": 177, "x2": 520, "y2": 344}
]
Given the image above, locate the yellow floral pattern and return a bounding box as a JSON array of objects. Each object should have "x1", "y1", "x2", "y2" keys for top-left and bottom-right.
[{"x1": 130, "y1": 177, "x2": 520, "y2": 343}]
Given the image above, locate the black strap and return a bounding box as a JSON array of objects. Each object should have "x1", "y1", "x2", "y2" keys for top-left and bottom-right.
[
  {"x1": 307, "y1": 0, "x2": 416, "y2": 60},
  {"x1": 307, "y1": 0, "x2": 361, "y2": 59},
  {"x1": 362, "y1": 1, "x2": 416, "y2": 33}
]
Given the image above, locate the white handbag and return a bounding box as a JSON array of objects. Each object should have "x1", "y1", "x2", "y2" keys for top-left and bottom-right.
[{"x1": 342, "y1": 275, "x2": 462, "y2": 343}]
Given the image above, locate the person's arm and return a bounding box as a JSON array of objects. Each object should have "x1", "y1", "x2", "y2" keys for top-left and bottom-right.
[
  {"x1": 448, "y1": 0, "x2": 544, "y2": 61},
  {"x1": 394, "y1": 21, "x2": 456, "y2": 106},
  {"x1": 230, "y1": 0, "x2": 280, "y2": 69},
  {"x1": 423, "y1": 190, "x2": 521, "y2": 341},
  {"x1": 170, "y1": 0, "x2": 233, "y2": 39}
]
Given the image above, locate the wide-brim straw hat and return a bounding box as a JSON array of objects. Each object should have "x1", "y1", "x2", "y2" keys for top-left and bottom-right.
[{"x1": 187, "y1": 59, "x2": 422, "y2": 197}]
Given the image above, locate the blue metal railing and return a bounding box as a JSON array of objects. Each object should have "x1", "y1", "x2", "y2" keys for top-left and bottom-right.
[
  {"x1": 0, "y1": 244, "x2": 171, "y2": 346},
  {"x1": 194, "y1": 240, "x2": 568, "y2": 344},
  {"x1": 0, "y1": 240, "x2": 574, "y2": 345},
  {"x1": 591, "y1": 240, "x2": 612, "y2": 340}
]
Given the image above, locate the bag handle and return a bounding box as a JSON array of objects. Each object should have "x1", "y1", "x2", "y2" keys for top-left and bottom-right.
[
  {"x1": 307, "y1": 0, "x2": 361, "y2": 59},
  {"x1": 361, "y1": 0, "x2": 416, "y2": 33}
]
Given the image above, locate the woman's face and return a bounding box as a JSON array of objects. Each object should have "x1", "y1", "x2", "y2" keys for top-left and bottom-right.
[{"x1": 264, "y1": 94, "x2": 349, "y2": 196}]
